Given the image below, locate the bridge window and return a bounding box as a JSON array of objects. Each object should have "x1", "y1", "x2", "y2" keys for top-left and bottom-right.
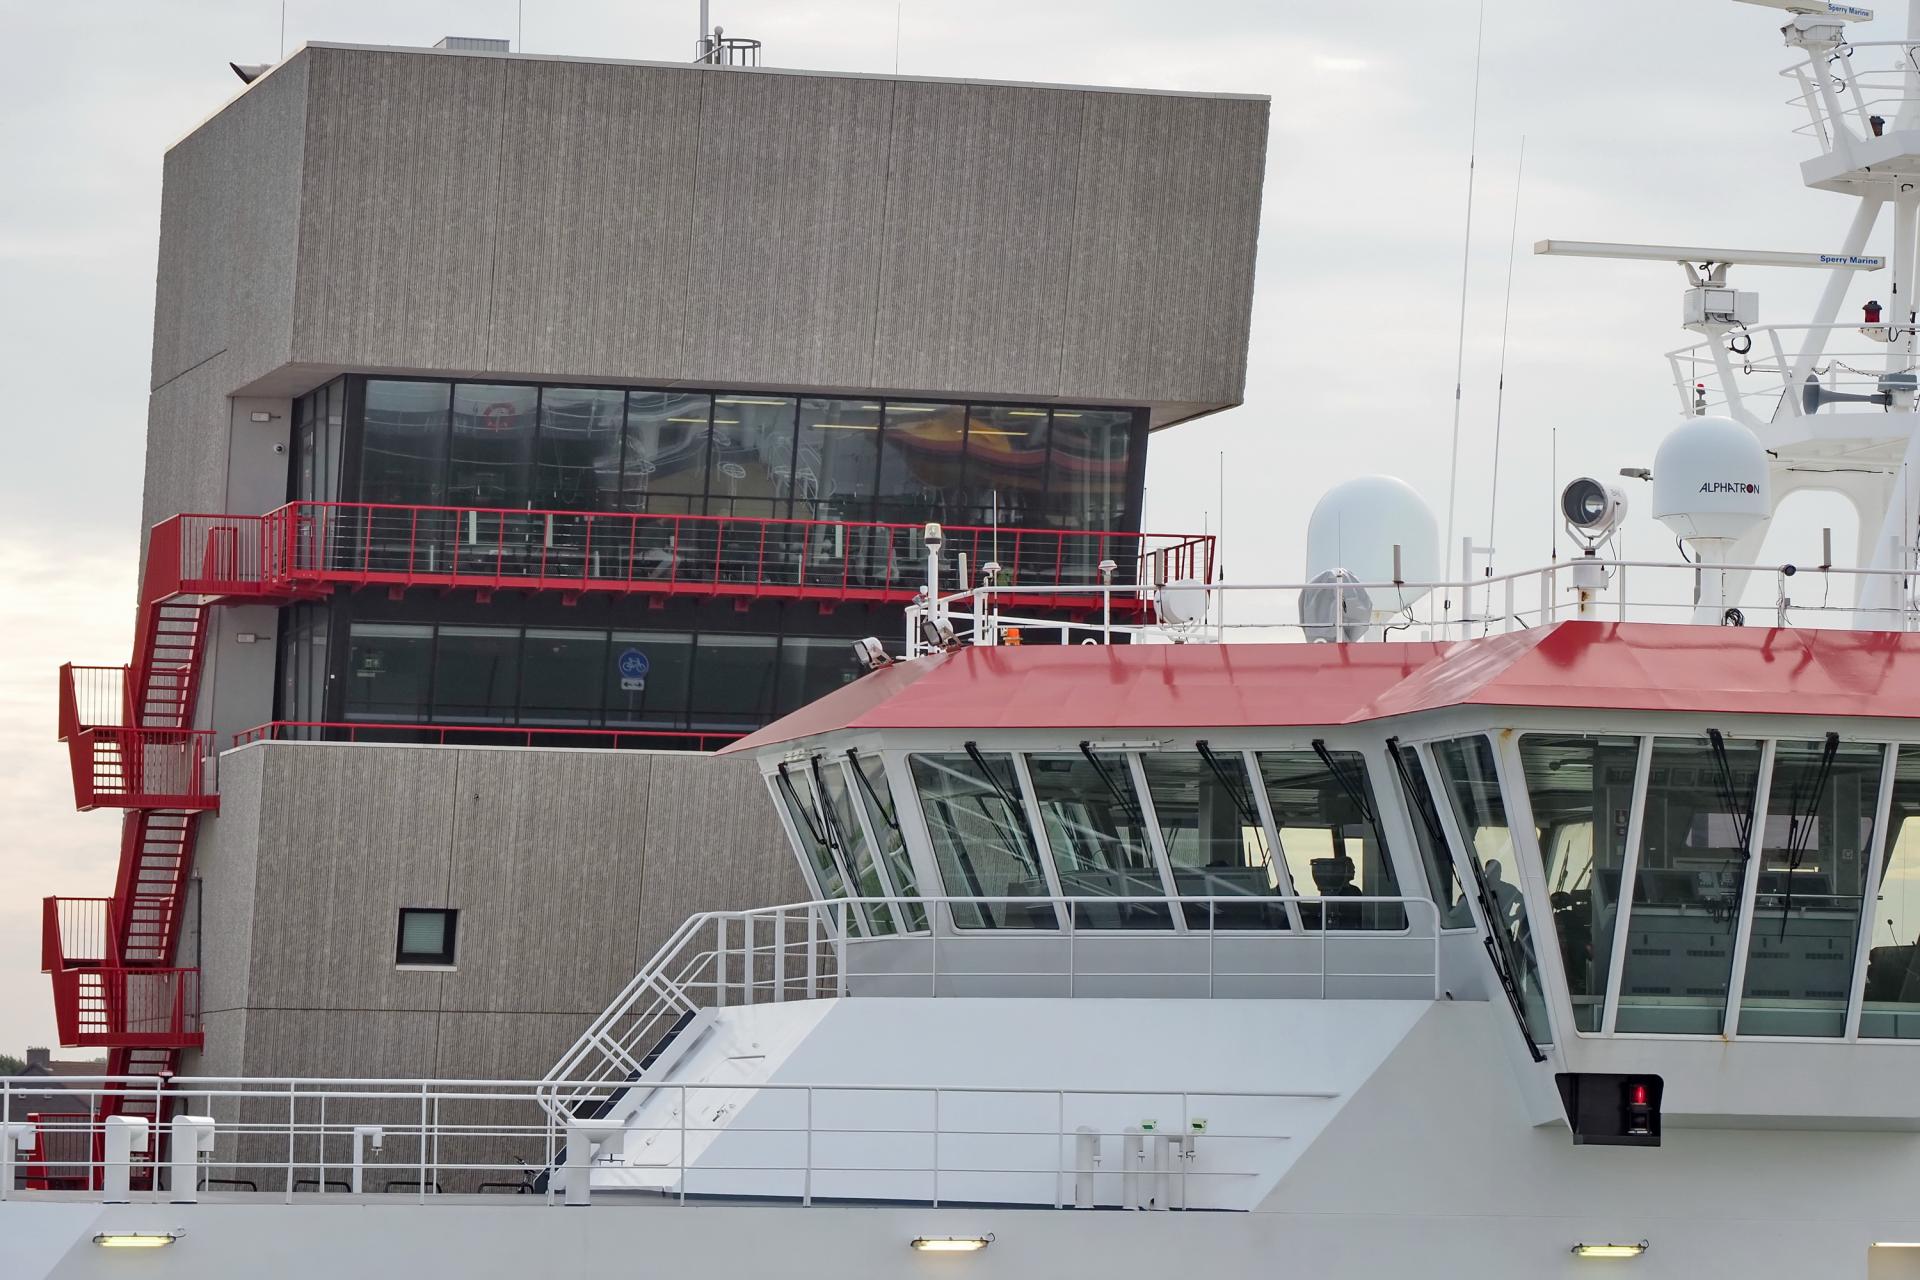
[
  {"x1": 910, "y1": 751, "x2": 1055, "y2": 929},
  {"x1": 1026, "y1": 750, "x2": 1171, "y2": 929},
  {"x1": 813, "y1": 759, "x2": 893, "y2": 936},
  {"x1": 1140, "y1": 750, "x2": 1283, "y2": 929},
  {"x1": 1432, "y1": 736, "x2": 1551, "y2": 1040},
  {"x1": 1389, "y1": 743, "x2": 1471, "y2": 929},
  {"x1": 1864, "y1": 745, "x2": 1920, "y2": 1038},
  {"x1": 1256, "y1": 749, "x2": 1404, "y2": 930},
  {"x1": 772, "y1": 764, "x2": 856, "y2": 919},
  {"x1": 851, "y1": 754, "x2": 926, "y2": 932},
  {"x1": 1735, "y1": 738, "x2": 1885, "y2": 1037},
  {"x1": 1614, "y1": 735, "x2": 1763, "y2": 1035},
  {"x1": 1518, "y1": 734, "x2": 1641, "y2": 1033}
]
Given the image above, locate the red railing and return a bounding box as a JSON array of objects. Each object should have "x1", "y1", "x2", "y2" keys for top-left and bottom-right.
[
  {"x1": 234, "y1": 720, "x2": 744, "y2": 752},
  {"x1": 66, "y1": 727, "x2": 216, "y2": 812},
  {"x1": 42, "y1": 897, "x2": 114, "y2": 972},
  {"x1": 50, "y1": 968, "x2": 201, "y2": 1049},
  {"x1": 57, "y1": 664, "x2": 131, "y2": 741},
  {"x1": 140, "y1": 503, "x2": 1213, "y2": 608}
]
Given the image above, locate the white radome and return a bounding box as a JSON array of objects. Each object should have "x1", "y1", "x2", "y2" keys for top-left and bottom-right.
[
  {"x1": 1650, "y1": 415, "x2": 1772, "y2": 544},
  {"x1": 1305, "y1": 475, "x2": 1440, "y2": 612}
]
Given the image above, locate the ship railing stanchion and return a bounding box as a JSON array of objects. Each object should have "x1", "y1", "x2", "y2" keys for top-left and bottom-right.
[
  {"x1": 806, "y1": 909, "x2": 819, "y2": 995},
  {"x1": 285, "y1": 1080, "x2": 296, "y2": 1203},
  {"x1": 715, "y1": 916, "x2": 727, "y2": 1009},
  {"x1": 1054, "y1": 1090, "x2": 1066, "y2": 1208},
  {"x1": 678, "y1": 1083, "x2": 687, "y2": 1205},
  {"x1": 774, "y1": 910, "x2": 786, "y2": 1002},
  {"x1": 417, "y1": 1082, "x2": 427, "y2": 1203},
  {"x1": 931, "y1": 1088, "x2": 941, "y2": 1208},
  {"x1": 835, "y1": 902, "x2": 848, "y2": 998},
  {"x1": 802, "y1": 1086, "x2": 813, "y2": 1207}
]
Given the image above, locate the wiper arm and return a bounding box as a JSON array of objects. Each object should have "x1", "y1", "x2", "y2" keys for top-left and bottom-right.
[
  {"x1": 1078, "y1": 741, "x2": 1144, "y2": 828},
  {"x1": 846, "y1": 749, "x2": 901, "y2": 836},
  {"x1": 775, "y1": 762, "x2": 827, "y2": 845},
  {"x1": 1707, "y1": 729, "x2": 1755, "y2": 855},
  {"x1": 1778, "y1": 732, "x2": 1840, "y2": 938},
  {"x1": 1196, "y1": 739, "x2": 1263, "y2": 829}
]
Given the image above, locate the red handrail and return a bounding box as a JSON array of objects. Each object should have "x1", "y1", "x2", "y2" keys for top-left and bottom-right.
[{"x1": 233, "y1": 720, "x2": 743, "y2": 752}]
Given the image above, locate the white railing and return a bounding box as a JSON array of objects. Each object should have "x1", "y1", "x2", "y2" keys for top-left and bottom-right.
[
  {"x1": 541, "y1": 896, "x2": 1444, "y2": 1123},
  {"x1": 1666, "y1": 321, "x2": 1918, "y2": 425},
  {"x1": 1782, "y1": 40, "x2": 1920, "y2": 166},
  {"x1": 0, "y1": 1075, "x2": 1319, "y2": 1211},
  {"x1": 905, "y1": 558, "x2": 1920, "y2": 652}
]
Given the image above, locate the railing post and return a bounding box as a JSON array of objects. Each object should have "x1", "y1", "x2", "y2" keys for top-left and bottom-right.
[
  {"x1": 835, "y1": 901, "x2": 848, "y2": 998},
  {"x1": 715, "y1": 916, "x2": 728, "y2": 1008},
  {"x1": 803, "y1": 1087, "x2": 813, "y2": 1207},
  {"x1": 169, "y1": 1114, "x2": 214, "y2": 1204},
  {"x1": 102, "y1": 1115, "x2": 146, "y2": 1204},
  {"x1": 774, "y1": 911, "x2": 787, "y2": 1002}
]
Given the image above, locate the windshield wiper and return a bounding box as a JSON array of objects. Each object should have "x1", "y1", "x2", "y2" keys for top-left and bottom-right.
[
  {"x1": 846, "y1": 749, "x2": 901, "y2": 836},
  {"x1": 1777, "y1": 732, "x2": 1840, "y2": 937},
  {"x1": 775, "y1": 762, "x2": 827, "y2": 846},
  {"x1": 1078, "y1": 741, "x2": 1144, "y2": 828},
  {"x1": 1196, "y1": 740, "x2": 1263, "y2": 829},
  {"x1": 1707, "y1": 729, "x2": 1755, "y2": 855}
]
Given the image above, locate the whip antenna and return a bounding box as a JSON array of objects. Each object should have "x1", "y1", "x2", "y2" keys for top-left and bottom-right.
[
  {"x1": 1442, "y1": 0, "x2": 1487, "y2": 614},
  {"x1": 1484, "y1": 135, "x2": 1526, "y2": 582}
]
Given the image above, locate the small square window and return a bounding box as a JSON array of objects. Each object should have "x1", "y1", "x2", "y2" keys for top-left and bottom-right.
[{"x1": 395, "y1": 908, "x2": 457, "y2": 967}]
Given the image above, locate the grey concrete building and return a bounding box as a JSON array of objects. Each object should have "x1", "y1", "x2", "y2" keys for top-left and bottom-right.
[{"x1": 48, "y1": 37, "x2": 1267, "y2": 1096}]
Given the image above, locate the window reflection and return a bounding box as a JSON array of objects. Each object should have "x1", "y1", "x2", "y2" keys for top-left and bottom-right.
[
  {"x1": 1391, "y1": 743, "x2": 1471, "y2": 928},
  {"x1": 361, "y1": 381, "x2": 450, "y2": 505},
  {"x1": 536, "y1": 388, "x2": 624, "y2": 511},
  {"x1": 910, "y1": 751, "x2": 1054, "y2": 929},
  {"x1": 604, "y1": 630, "x2": 692, "y2": 729},
  {"x1": 1256, "y1": 749, "x2": 1405, "y2": 930},
  {"x1": 1026, "y1": 750, "x2": 1170, "y2": 929},
  {"x1": 875, "y1": 402, "x2": 964, "y2": 526},
  {"x1": 1737, "y1": 737, "x2": 1883, "y2": 1037},
  {"x1": 450, "y1": 384, "x2": 537, "y2": 509},
  {"x1": 1614, "y1": 735, "x2": 1762, "y2": 1035},
  {"x1": 343, "y1": 623, "x2": 432, "y2": 722},
  {"x1": 433, "y1": 626, "x2": 520, "y2": 723},
  {"x1": 519, "y1": 629, "x2": 608, "y2": 726},
  {"x1": 1518, "y1": 734, "x2": 1641, "y2": 1033},
  {"x1": 852, "y1": 754, "x2": 926, "y2": 931},
  {"x1": 1140, "y1": 750, "x2": 1283, "y2": 929},
  {"x1": 815, "y1": 759, "x2": 893, "y2": 936},
  {"x1": 688, "y1": 633, "x2": 777, "y2": 730},
  {"x1": 622, "y1": 392, "x2": 710, "y2": 515},
  {"x1": 1044, "y1": 408, "x2": 1134, "y2": 584},
  {"x1": 956, "y1": 406, "x2": 1049, "y2": 529},
  {"x1": 776, "y1": 635, "x2": 858, "y2": 715},
  {"x1": 1433, "y1": 737, "x2": 1552, "y2": 1041},
  {"x1": 773, "y1": 763, "x2": 856, "y2": 917},
  {"x1": 1864, "y1": 745, "x2": 1920, "y2": 1038},
  {"x1": 706, "y1": 395, "x2": 796, "y2": 518}
]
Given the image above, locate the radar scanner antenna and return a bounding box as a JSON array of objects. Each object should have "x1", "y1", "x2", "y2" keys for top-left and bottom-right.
[{"x1": 1729, "y1": 0, "x2": 1874, "y2": 21}]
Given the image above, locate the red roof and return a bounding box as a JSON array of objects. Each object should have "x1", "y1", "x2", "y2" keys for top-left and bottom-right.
[{"x1": 723, "y1": 622, "x2": 1920, "y2": 752}]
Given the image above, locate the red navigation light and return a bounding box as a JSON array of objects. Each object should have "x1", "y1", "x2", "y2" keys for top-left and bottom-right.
[
  {"x1": 1866, "y1": 299, "x2": 1884, "y2": 324},
  {"x1": 1629, "y1": 1083, "x2": 1649, "y2": 1107}
]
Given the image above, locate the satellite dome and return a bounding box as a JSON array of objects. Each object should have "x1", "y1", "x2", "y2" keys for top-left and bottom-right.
[
  {"x1": 1651, "y1": 415, "x2": 1771, "y2": 544},
  {"x1": 1305, "y1": 475, "x2": 1439, "y2": 613}
]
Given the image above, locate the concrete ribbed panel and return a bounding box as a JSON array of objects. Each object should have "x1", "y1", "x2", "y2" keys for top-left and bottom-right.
[
  {"x1": 140, "y1": 355, "x2": 234, "y2": 541},
  {"x1": 184, "y1": 746, "x2": 266, "y2": 1019},
  {"x1": 870, "y1": 81, "x2": 1083, "y2": 398},
  {"x1": 1060, "y1": 94, "x2": 1268, "y2": 414},
  {"x1": 439, "y1": 748, "x2": 655, "y2": 1017},
  {"x1": 681, "y1": 71, "x2": 894, "y2": 390},
  {"x1": 293, "y1": 48, "x2": 506, "y2": 371},
  {"x1": 632, "y1": 752, "x2": 810, "y2": 961},
  {"x1": 243, "y1": 743, "x2": 459, "y2": 1013},
  {"x1": 485, "y1": 59, "x2": 702, "y2": 380}
]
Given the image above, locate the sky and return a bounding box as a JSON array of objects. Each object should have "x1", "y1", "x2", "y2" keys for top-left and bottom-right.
[{"x1": 0, "y1": 0, "x2": 1897, "y2": 1052}]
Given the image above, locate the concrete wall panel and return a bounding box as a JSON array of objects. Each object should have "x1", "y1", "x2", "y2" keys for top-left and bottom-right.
[
  {"x1": 486, "y1": 60, "x2": 703, "y2": 379},
  {"x1": 1059, "y1": 94, "x2": 1267, "y2": 409},
  {"x1": 870, "y1": 82, "x2": 1082, "y2": 396},
  {"x1": 440, "y1": 748, "x2": 653, "y2": 1015},
  {"x1": 243, "y1": 744, "x2": 458, "y2": 1011},
  {"x1": 680, "y1": 71, "x2": 894, "y2": 389},
  {"x1": 184, "y1": 747, "x2": 265, "y2": 1018},
  {"x1": 140, "y1": 355, "x2": 234, "y2": 541},
  {"x1": 293, "y1": 49, "x2": 505, "y2": 371}
]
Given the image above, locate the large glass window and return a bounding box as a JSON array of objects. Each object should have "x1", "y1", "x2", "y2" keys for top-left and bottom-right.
[
  {"x1": 1864, "y1": 744, "x2": 1920, "y2": 1038},
  {"x1": 851, "y1": 754, "x2": 926, "y2": 931},
  {"x1": 518, "y1": 629, "x2": 609, "y2": 726},
  {"x1": 1518, "y1": 734, "x2": 1641, "y2": 1033},
  {"x1": 536, "y1": 387, "x2": 624, "y2": 512},
  {"x1": 874, "y1": 403, "x2": 964, "y2": 526},
  {"x1": 622, "y1": 392, "x2": 710, "y2": 515},
  {"x1": 794, "y1": 399, "x2": 881, "y2": 522},
  {"x1": 432, "y1": 626, "x2": 520, "y2": 723},
  {"x1": 1432, "y1": 737, "x2": 1551, "y2": 1041},
  {"x1": 604, "y1": 631, "x2": 693, "y2": 729},
  {"x1": 343, "y1": 623, "x2": 433, "y2": 722},
  {"x1": 361, "y1": 380, "x2": 450, "y2": 506},
  {"x1": 1737, "y1": 737, "x2": 1884, "y2": 1037},
  {"x1": 1025, "y1": 750, "x2": 1170, "y2": 928},
  {"x1": 1614, "y1": 735, "x2": 1762, "y2": 1035},
  {"x1": 776, "y1": 636, "x2": 858, "y2": 716},
  {"x1": 688, "y1": 634, "x2": 778, "y2": 730},
  {"x1": 910, "y1": 751, "x2": 1055, "y2": 929},
  {"x1": 1043, "y1": 408, "x2": 1134, "y2": 584},
  {"x1": 956, "y1": 405, "x2": 1049, "y2": 529},
  {"x1": 449, "y1": 384, "x2": 538, "y2": 509},
  {"x1": 1257, "y1": 748, "x2": 1404, "y2": 930},
  {"x1": 1140, "y1": 749, "x2": 1282, "y2": 928},
  {"x1": 706, "y1": 395, "x2": 796, "y2": 518},
  {"x1": 1391, "y1": 743, "x2": 1472, "y2": 928}
]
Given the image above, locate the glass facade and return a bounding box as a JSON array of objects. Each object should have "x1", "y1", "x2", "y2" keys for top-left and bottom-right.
[
  {"x1": 328, "y1": 377, "x2": 1143, "y2": 534},
  {"x1": 339, "y1": 622, "x2": 860, "y2": 733},
  {"x1": 1864, "y1": 745, "x2": 1920, "y2": 1038}
]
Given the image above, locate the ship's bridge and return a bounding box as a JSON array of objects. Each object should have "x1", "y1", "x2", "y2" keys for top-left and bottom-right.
[{"x1": 712, "y1": 622, "x2": 1920, "y2": 1126}]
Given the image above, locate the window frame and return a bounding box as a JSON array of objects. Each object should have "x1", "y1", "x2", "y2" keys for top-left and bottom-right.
[{"x1": 395, "y1": 907, "x2": 458, "y2": 968}]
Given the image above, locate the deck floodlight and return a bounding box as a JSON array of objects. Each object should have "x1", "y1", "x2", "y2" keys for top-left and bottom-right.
[
  {"x1": 853, "y1": 637, "x2": 893, "y2": 671},
  {"x1": 1561, "y1": 478, "x2": 1627, "y2": 545},
  {"x1": 910, "y1": 1235, "x2": 993, "y2": 1252},
  {"x1": 919, "y1": 617, "x2": 958, "y2": 651},
  {"x1": 1571, "y1": 1240, "x2": 1648, "y2": 1258}
]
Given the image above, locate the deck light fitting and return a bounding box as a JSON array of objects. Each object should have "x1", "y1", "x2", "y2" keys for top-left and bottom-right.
[
  {"x1": 94, "y1": 1231, "x2": 184, "y2": 1248},
  {"x1": 910, "y1": 1235, "x2": 993, "y2": 1252},
  {"x1": 1571, "y1": 1241, "x2": 1647, "y2": 1258}
]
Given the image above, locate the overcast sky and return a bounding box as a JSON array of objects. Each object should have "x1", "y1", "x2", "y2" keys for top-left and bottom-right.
[{"x1": 0, "y1": 0, "x2": 1891, "y2": 1051}]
